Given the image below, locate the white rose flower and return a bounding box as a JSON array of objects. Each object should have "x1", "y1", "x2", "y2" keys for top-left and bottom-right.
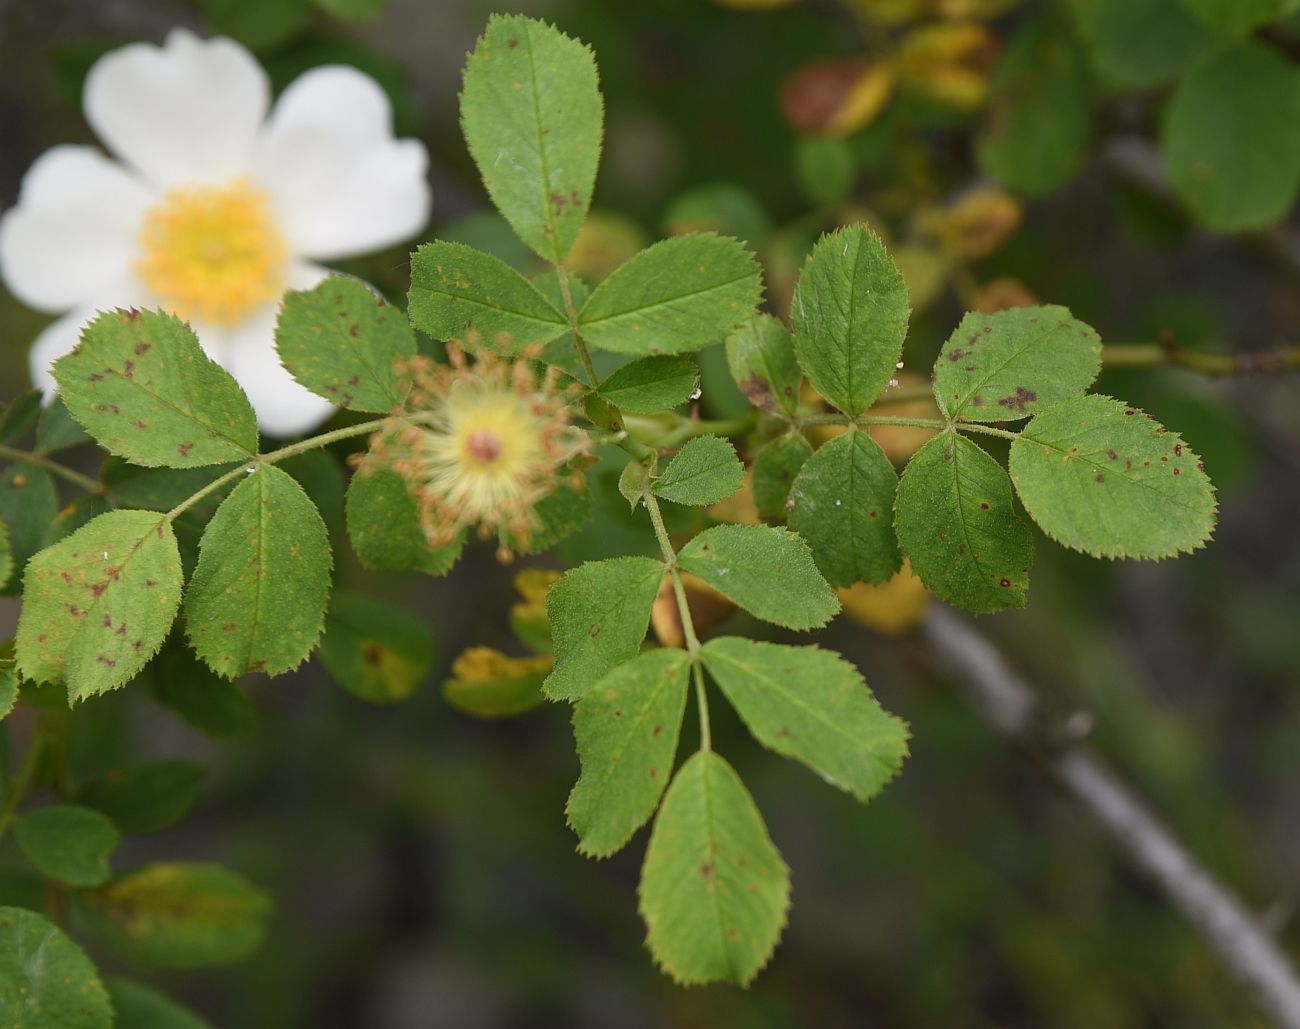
[{"x1": 0, "y1": 29, "x2": 431, "y2": 437}]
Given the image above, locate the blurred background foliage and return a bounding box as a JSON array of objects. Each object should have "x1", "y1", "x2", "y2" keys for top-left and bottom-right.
[{"x1": 1, "y1": 0, "x2": 1299, "y2": 1025}]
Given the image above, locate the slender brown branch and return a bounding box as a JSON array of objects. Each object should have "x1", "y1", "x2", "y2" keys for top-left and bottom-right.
[
  {"x1": 918, "y1": 606, "x2": 1300, "y2": 1029},
  {"x1": 1104, "y1": 343, "x2": 1300, "y2": 376}
]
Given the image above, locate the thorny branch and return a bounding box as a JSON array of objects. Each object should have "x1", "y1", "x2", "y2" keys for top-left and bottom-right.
[{"x1": 919, "y1": 605, "x2": 1300, "y2": 1029}]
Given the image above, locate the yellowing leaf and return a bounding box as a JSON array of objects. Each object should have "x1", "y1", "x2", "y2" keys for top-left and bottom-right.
[{"x1": 837, "y1": 560, "x2": 930, "y2": 634}]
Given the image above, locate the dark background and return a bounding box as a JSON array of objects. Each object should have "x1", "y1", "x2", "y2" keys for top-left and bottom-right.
[{"x1": 1, "y1": 0, "x2": 1298, "y2": 1025}]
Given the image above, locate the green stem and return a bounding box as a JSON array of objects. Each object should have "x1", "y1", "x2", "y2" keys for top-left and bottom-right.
[
  {"x1": 0, "y1": 442, "x2": 103, "y2": 495},
  {"x1": 0, "y1": 725, "x2": 47, "y2": 842},
  {"x1": 795, "y1": 411, "x2": 1022, "y2": 441},
  {"x1": 692, "y1": 662, "x2": 712, "y2": 752},
  {"x1": 651, "y1": 415, "x2": 756, "y2": 451},
  {"x1": 1102, "y1": 342, "x2": 1300, "y2": 376},
  {"x1": 164, "y1": 416, "x2": 389, "y2": 522}
]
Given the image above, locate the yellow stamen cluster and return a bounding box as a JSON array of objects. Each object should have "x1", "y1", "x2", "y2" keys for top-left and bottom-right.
[
  {"x1": 370, "y1": 344, "x2": 587, "y2": 560},
  {"x1": 136, "y1": 178, "x2": 286, "y2": 325}
]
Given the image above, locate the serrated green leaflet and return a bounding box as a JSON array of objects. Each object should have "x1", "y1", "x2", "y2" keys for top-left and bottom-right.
[
  {"x1": 104, "y1": 978, "x2": 209, "y2": 1029},
  {"x1": 185, "y1": 465, "x2": 331, "y2": 678},
  {"x1": 639, "y1": 751, "x2": 790, "y2": 986},
  {"x1": 0, "y1": 659, "x2": 15, "y2": 721},
  {"x1": 275, "y1": 276, "x2": 416, "y2": 412},
  {"x1": 460, "y1": 14, "x2": 602, "y2": 264},
  {"x1": 597, "y1": 355, "x2": 699, "y2": 414},
  {"x1": 53, "y1": 309, "x2": 258, "y2": 467},
  {"x1": 1009, "y1": 395, "x2": 1216, "y2": 558},
  {"x1": 577, "y1": 234, "x2": 763, "y2": 355},
  {"x1": 895, "y1": 432, "x2": 1034, "y2": 613},
  {"x1": 618, "y1": 457, "x2": 652, "y2": 511},
  {"x1": 701, "y1": 637, "x2": 909, "y2": 802},
  {"x1": 790, "y1": 225, "x2": 910, "y2": 416},
  {"x1": 0, "y1": 906, "x2": 112, "y2": 1028},
  {"x1": 567, "y1": 648, "x2": 689, "y2": 857},
  {"x1": 14, "y1": 804, "x2": 119, "y2": 886},
  {"x1": 16, "y1": 510, "x2": 183, "y2": 698},
  {"x1": 1163, "y1": 43, "x2": 1300, "y2": 232},
  {"x1": 677, "y1": 525, "x2": 839, "y2": 629},
  {"x1": 0, "y1": 463, "x2": 57, "y2": 597},
  {"x1": 978, "y1": 14, "x2": 1093, "y2": 196},
  {"x1": 80, "y1": 760, "x2": 205, "y2": 835},
  {"x1": 934, "y1": 306, "x2": 1101, "y2": 422},
  {"x1": 788, "y1": 430, "x2": 900, "y2": 587},
  {"x1": 753, "y1": 433, "x2": 813, "y2": 519},
  {"x1": 76, "y1": 862, "x2": 270, "y2": 969},
  {"x1": 318, "y1": 590, "x2": 436, "y2": 703},
  {"x1": 408, "y1": 241, "x2": 569, "y2": 352},
  {"x1": 345, "y1": 463, "x2": 464, "y2": 575},
  {"x1": 0, "y1": 521, "x2": 10, "y2": 592},
  {"x1": 654, "y1": 435, "x2": 744, "y2": 507},
  {"x1": 544, "y1": 556, "x2": 664, "y2": 701},
  {"x1": 443, "y1": 648, "x2": 550, "y2": 718},
  {"x1": 725, "y1": 314, "x2": 801, "y2": 417},
  {"x1": 1068, "y1": 0, "x2": 1214, "y2": 89}
]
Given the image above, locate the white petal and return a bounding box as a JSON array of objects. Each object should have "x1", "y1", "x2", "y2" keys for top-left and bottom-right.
[
  {"x1": 28, "y1": 306, "x2": 105, "y2": 394},
  {"x1": 0, "y1": 146, "x2": 153, "y2": 314},
  {"x1": 84, "y1": 29, "x2": 268, "y2": 190},
  {"x1": 254, "y1": 66, "x2": 430, "y2": 260},
  {"x1": 221, "y1": 262, "x2": 336, "y2": 438}
]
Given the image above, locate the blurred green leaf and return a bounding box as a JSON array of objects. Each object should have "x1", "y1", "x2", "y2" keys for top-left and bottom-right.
[
  {"x1": 318, "y1": 590, "x2": 436, "y2": 703},
  {"x1": 15, "y1": 804, "x2": 119, "y2": 886},
  {"x1": 0, "y1": 906, "x2": 112, "y2": 1027},
  {"x1": 80, "y1": 760, "x2": 205, "y2": 835}
]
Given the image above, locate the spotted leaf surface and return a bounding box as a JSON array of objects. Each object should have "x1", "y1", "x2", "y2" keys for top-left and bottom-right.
[
  {"x1": 54, "y1": 309, "x2": 258, "y2": 467},
  {"x1": 16, "y1": 510, "x2": 183, "y2": 699},
  {"x1": 752, "y1": 433, "x2": 813, "y2": 519},
  {"x1": 578, "y1": 234, "x2": 764, "y2": 355},
  {"x1": 544, "y1": 556, "x2": 665, "y2": 701},
  {"x1": 567, "y1": 647, "x2": 690, "y2": 857},
  {"x1": 677, "y1": 524, "x2": 839, "y2": 629},
  {"x1": 460, "y1": 14, "x2": 603, "y2": 264},
  {"x1": 185, "y1": 465, "x2": 332, "y2": 678},
  {"x1": 408, "y1": 241, "x2": 569, "y2": 352},
  {"x1": 790, "y1": 225, "x2": 910, "y2": 415},
  {"x1": 1009, "y1": 394, "x2": 1216, "y2": 558},
  {"x1": 0, "y1": 907, "x2": 112, "y2": 1028},
  {"x1": 276, "y1": 275, "x2": 417, "y2": 412},
  {"x1": 933, "y1": 305, "x2": 1101, "y2": 422},
  {"x1": 895, "y1": 431, "x2": 1034, "y2": 613},
  {"x1": 639, "y1": 752, "x2": 790, "y2": 986},
  {"x1": 725, "y1": 313, "x2": 801, "y2": 417},
  {"x1": 788, "y1": 430, "x2": 900, "y2": 586}
]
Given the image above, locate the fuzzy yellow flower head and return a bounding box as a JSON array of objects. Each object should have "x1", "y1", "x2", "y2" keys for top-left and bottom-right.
[{"x1": 372, "y1": 344, "x2": 588, "y2": 559}]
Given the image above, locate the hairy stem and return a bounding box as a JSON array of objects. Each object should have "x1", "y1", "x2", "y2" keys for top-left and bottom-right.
[
  {"x1": 1103, "y1": 342, "x2": 1300, "y2": 376},
  {"x1": 0, "y1": 442, "x2": 103, "y2": 495}
]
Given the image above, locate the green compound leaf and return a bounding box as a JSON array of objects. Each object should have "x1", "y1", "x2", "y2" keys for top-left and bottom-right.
[
  {"x1": 1069, "y1": 0, "x2": 1215, "y2": 90},
  {"x1": 275, "y1": 275, "x2": 416, "y2": 412},
  {"x1": 318, "y1": 590, "x2": 437, "y2": 703},
  {"x1": 408, "y1": 240, "x2": 569, "y2": 352},
  {"x1": 790, "y1": 225, "x2": 910, "y2": 416},
  {"x1": 934, "y1": 305, "x2": 1102, "y2": 423},
  {"x1": 978, "y1": 14, "x2": 1094, "y2": 197},
  {"x1": 753, "y1": 433, "x2": 813, "y2": 520},
  {"x1": 895, "y1": 432, "x2": 1034, "y2": 613},
  {"x1": 0, "y1": 906, "x2": 113, "y2": 1028},
  {"x1": 185, "y1": 465, "x2": 332, "y2": 679},
  {"x1": 597, "y1": 355, "x2": 699, "y2": 414},
  {"x1": 566, "y1": 647, "x2": 690, "y2": 857},
  {"x1": 443, "y1": 648, "x2": 551, "y2": 718},
  {"x1": 788, "y1": 430, "x2": 900, "y2": 587},
  {"x1": 104, "y1": 977, "x2": 210, "y2": 1029},
  {"x1": 76, "y1": 862, "x2": 271, "y2": 970},
  {"x1": 725, "y1": 313, "x2": 801, "y2": 417},
  {"x1": 577, "y1": 234, "x2": 764, "y2": 356},
  {"x1": 345, "y1": 463, "x2": 465, "y2": 576},
  {"x1": 53, "y1": 309, "x2": 258, "y2": 468},
  {"x1": 639, "y1": 751, "x2": 790, "y2": 987},
  {"x1": 1181, "y1": 0, "x2": 1297, "y2": 34},
  {"x1": 1162, "y1": 43, "x2": 1300, "y2": 233},
  {"x1": 460, "y1": 14, "x2": 603, "y2": 265},
  {"x1": 1009, "y1": 394, "x2": 1216, "y2": 558},
  {"x1": 16, "y1": 510, "x2": 183, "y2": 699},
  {"x1": 677, "y1": 524, "x2": 839, "y2": 629},
  {"x1": 653, "y1": 435, "x2": 745, "y2": 507},
  {"x1": 0, "y1": 464, "x2": 57, "y2": 597},
  {"x1": 701, "y1": 637, "x2": 909, "y2": 802},
  {"x1": 0, "y1": 659, "x2": 15, "y2": 722},
  {"x1": 79, "y1": 760, "x2": 205, "y2": 835},
  {"x1": 544, "y1": 556, "x2": 665, "y2": 701},
  {"x1": 14, "y1": 804, "x2": 119, "y2": 887}
]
